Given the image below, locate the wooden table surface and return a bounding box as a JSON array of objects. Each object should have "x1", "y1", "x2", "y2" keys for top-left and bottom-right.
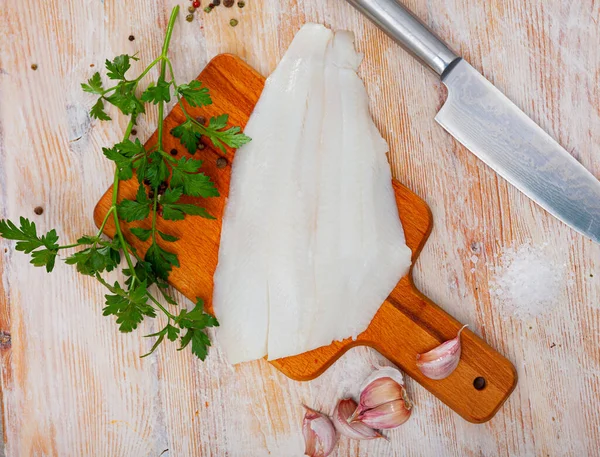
[{"x1": 1, "y1": 0, "x2": 599, "y2": 456}]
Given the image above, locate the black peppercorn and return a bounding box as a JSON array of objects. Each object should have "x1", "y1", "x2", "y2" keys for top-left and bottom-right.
[{"x1": 216, "y1": 157, "x2": 228, "y2": 169}]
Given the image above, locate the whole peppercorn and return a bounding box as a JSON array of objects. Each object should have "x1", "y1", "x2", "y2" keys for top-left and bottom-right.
[
  {"x1": 223, "y1": 0, "x2": 234, "y2": 6},
  {"x1": 185, "y1": 13, "x2": 194, "y2": 22},
  {"x1": 216, "y1": 157, "x2": 228, "y2": 169}
]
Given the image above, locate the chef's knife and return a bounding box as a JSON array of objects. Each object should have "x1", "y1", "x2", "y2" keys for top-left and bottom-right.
[{"x1": 346, "y1": 0, "x2": 600, "y2": 243}]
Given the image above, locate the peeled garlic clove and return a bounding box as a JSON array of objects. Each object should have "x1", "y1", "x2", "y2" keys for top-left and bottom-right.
[
  {"x1": 416, "y1": 324, "x2": 468, "y2": 380},
  {"x1": 302, "y1": 405, "x2": 337, "y2": 457},
  {"x1": 356, "y1": 391, "x2": 413, "y2": 429},
  {"x1": 332, "y1": 398, "x2": 385, "y2": 441}
]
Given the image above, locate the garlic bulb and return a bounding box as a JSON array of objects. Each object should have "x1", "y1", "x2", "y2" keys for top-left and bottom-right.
[
  {"x1": 302, "y1": 405, "x2": 337, "y2": 457},
  {"x1": 350, "y1": 366, "x2": 413, "y2": 428},
  {"x1": 332, "y1": 398, "x2": 384, "y2": 440},
  {"x1": 416, "y1": 325, "x2": 468, "y2": 380}
]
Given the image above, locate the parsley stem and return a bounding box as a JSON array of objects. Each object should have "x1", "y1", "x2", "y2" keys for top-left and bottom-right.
[
  {"x1": 111, "y1": 118, "x2": 137, "y2": 280},
  {"x1": 156, "y1": 6, "x2": 179, "y2": 151},
  {"x1": 134, "y1": 56, "x2": 162, "y2": 84},
  {"x1": 57, "y1": 242, "x2": 83, "y2": 250},
  {"x1": 95, "y1": 273, "x2": 117, "y2": 293},
  {"x1": 165, "y1": 58, "x2": 178, "y2": 88},
  {"x1": 96, "y1": 206, "x2": 115, "y2": 237},
  {"x1": 148, "y1": 293, "x2": 176, "y2": 320}
]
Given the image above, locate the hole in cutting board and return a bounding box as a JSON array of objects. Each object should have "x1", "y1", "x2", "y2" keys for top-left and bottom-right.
[{"x1": 473, "y1": 376, "x2": 487, "y2": 390}]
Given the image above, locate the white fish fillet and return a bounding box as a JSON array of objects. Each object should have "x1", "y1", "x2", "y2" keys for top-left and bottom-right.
[
  {"x1": 213, "y1": 24, "x2": 333, "y2": 364},
  {"x1": 213, "y1": 24, "x2": 412, "y2": 364}
]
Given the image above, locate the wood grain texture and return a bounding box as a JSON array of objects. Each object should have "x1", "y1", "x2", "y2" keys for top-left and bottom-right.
[
  {"x1": 94, "y1": 55, "x2": 516, "y2": 423},
  {"x1": 1, "y1": 0, "x2": 599, "y2": 455}
]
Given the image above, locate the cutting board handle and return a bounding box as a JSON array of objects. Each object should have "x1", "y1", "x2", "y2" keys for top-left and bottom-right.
[{"x1": 357, "y1": 277, "x2": 517, "y2": 423}]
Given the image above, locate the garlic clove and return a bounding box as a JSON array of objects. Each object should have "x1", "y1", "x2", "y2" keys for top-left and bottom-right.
[
  {"x1": 348, "y1": 367, "x2": 412, "y2": 428},
  {"x1": 349, "y1": 366, "x2": 407, "y2": 422},
  {"x1": 355, "y1": 376, "x2": 405, "y2": 412},
  {"x1": 416, "y1": 324, "x2": 468, "y2": 380},
  {"x1": 332, "y1": 398, "x2": 385, "y2": 441},
  {"x1": 356, "y1": 391, "x2": 413, "y2": 429},
  {"x1": 359, "y1": 366, "x2": 405, "y2": 392},
  {"x1": 302, "y1": 405, "x2": 338, "y2": 457}
]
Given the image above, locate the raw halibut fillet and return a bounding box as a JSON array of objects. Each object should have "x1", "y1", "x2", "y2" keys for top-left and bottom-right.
[
  {"x1": 213, "y1": 24, "x2": 333, "y2": 364},
  {"x1": 213, "y1": 24, "x2": 412, "y2": 364},
  {"x1": 300, "y1": 31, "x2": 412, "y2": 355}
]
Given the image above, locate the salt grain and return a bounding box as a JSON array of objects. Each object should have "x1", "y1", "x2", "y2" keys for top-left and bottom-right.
[{"x1": 488, "y1": 242, "x2": 567, "y2": 320}]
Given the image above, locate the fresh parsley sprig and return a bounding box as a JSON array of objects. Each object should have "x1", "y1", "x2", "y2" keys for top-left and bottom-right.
[{"x1": 0, "y1": 5, "x2": 249, "y2": 360}]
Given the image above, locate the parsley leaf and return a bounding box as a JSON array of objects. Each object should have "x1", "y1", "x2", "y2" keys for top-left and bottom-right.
[
  {"x1": 171, "y1": 116, "x2": 251, "y2": 155},
  {"x1": 176, "y1": 299, "x2": 219, "y2": 330},
  {"x1": 81, "y1": 72, "x2": 104, "y2": 94},
  {"x1": 117, "y1": 185, "x2": 151, "y2": 222},
  {"x1": 159, "y1": 187, "x2": 183, "y2": 205},
  {"x1": 145, "y1": 151, "x2": 170, "y2": 188},
  {"x1": 0, "y1": 217, "x2": 59, "y2": 272},
  {"x1": 90, "y1": 98, "x2": 111, "y2": 121},
  {"x1": 141, "y1": 322, "x2": 181, "y2": 358},
  {"x1": 158, "y1": 231, "x2": 179, "y2": 242},
  {"x1": 170, "y1": 157, "x2": 219, "y2": 198},
  {"x1": 105, "y1": 81, "x2": 145, "y2": 116},
  {"x1": 159, "y1": 186, "x2": 215, "y2": 221},
  {"x1": 145, "y1": 242, "x2": 179, "y2": 281},
  {"x1": 102, "y1": 281, "x2": 155, "y2": 332},
  {"x1": 103, "y1": 139, "x2": 145, "y2": 180},
  {"x1": 208, "y1": 114, "x2": 228, "y2": 130},
  {"x1": 171, "y1": 121, "x2": 200, "y2": 154},
  {"x1": 176, "y1": 299, "x2": 218, "y2": 360},
  {"x1": 162, "y1": 204, "x2": 214, "y2": 221},
  {"x1": 65, "y1": 241, "x2": 121, "y2": 276},
  {"x1": 141, "y1": 77, "x2": 172, "y2": 104},
  {"x1": 123, "y1": 260, "x2": 155, "y2": 288},
  {"x1": 115, "y1": 138, "x2": 145, "y2": 157},
  {"x1": 105, "y1": 54, "x2": 138, "y2": 80},
  {"x1": 177, "y1": 80, "x2": 212, "y2": 107},
  {"x1": 204, "y1": 114, "x2": 252, "y2": 153},
  {"x1": 130, "y1": 227, "x2": 152, "y2": 242},
  {"x1": 103, "y1": 147, "x2": 133, "y2": 180}
]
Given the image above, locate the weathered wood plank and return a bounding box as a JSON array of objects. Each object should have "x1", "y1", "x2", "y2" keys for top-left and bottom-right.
[{"x1": 0, "y1": 0, "x2": 598, "y2": 455}]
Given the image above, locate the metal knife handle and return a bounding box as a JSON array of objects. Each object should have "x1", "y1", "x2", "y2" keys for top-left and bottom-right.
[{"x1": 345, "y1": 0, "x2": 460, "y2": 76}]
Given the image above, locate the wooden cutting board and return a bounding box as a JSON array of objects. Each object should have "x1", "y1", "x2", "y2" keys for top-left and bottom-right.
[{"x1": 94, "y1": 54, "x2": 517, "y2": 423}]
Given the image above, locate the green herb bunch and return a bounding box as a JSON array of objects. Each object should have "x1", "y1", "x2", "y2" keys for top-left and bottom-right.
[{"x1": 0, "y1": 6, "x2": 250, "y2": 360}]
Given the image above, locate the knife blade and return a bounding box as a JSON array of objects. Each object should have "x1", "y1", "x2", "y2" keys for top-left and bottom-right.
[{"x1": 346, "y1": 0, "x2": 600, "y2": 243}]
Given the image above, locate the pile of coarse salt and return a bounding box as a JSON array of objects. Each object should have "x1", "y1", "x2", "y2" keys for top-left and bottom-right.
[{"x1": 488, "y1": 242, "x2": 568, "y2": 320}]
